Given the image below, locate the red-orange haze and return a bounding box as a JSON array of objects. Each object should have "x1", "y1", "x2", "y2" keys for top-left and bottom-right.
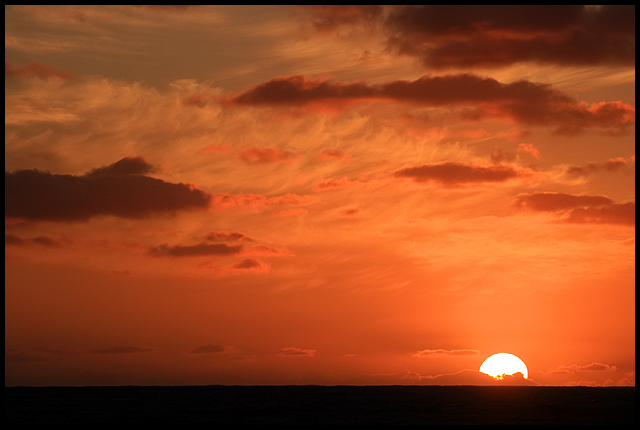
[{"x1": 5, "y1": 5, "x2": 635, "y2": 387}]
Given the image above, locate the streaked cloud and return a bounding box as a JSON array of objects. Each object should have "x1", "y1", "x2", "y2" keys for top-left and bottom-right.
[
  {"x1": 148, "y1": 243, "x2": 243, "y2": 258},
  {"x1": 277, "y1": 347, "x2": 316, "y2": 357},
  {"x1": 412, "y1": 349, "x2": 480, "y2": 357},
  {"x1": 5, "y1": 60, "x2": 74, "y2": 80}
]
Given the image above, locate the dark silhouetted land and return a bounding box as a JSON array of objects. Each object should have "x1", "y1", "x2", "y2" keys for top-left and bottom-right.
[{"x1": 5, "y1": 385, "x2": 635, "y2": 425}]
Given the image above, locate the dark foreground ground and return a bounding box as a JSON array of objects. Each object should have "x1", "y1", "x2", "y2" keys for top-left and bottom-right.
[{"x1": 5, "y1": 385, "x2": 635, "y2": 425}]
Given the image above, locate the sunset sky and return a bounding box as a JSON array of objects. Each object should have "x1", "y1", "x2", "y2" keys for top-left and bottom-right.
[{"x1": 5, "y1": 5, "x2": 635, "y2": 387}]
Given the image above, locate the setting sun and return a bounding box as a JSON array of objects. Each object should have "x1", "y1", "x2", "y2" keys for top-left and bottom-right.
[{"x1": 480, "y1": 353, "x2": 529, "y2": 380}]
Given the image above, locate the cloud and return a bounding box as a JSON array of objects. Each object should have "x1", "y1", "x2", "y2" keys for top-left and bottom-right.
[
  {"x1": 384, "y1": 5, "x2": 635, "y2": 69},
  {"x1": 317, "y1": 149, "x2": 353, "y2": 162},
  {"x1": 550, "y1": 362, "x2": 618, "y2": 375},
  {"x1": 148, "y1": 242, "x2": 243, "y2": 257},
  {"x1": 517, "y1": 143, "x2": 541, "y2": 159},
  {"x1": 85, "y1": 155, "x2": 157, "y2": 176},
  {"x1": 189, "y1": 343, "x2": 227, "y2": 354},
  {"x1": 513, "y1": 192, "x2": 614, "y2": 212},
  {"x1": 5, "y1": 157, "x2": 212, "y2": 222},
  {"x1": 30, "y1": 236, "x2": 63, "y2": 247},
  {"x1": 93, "y1": 346, "x2": 153, "y2": 355},
  {"x1": 490, "y1": 147, "x2": 517, "y2": 164},
  {"x1": 236, "y1": 147, "x2": 297, "y2": 164},
  {"x1": 412, "y1": 349, "x2": 480, "y2": 357},
  {"x1": 197, "y1": 257, "x2": 270, "y2": 275},
  {"x1": 232, "y1": 258, "x2": 265, "y2": 270},
  {"x1": 5, "y1": 60, "x2": 75, "y2": 80},
  {"x1": 394, "y1": 162, "x2": 531, "y2": 186},
  {"x1": 230, "y1": 73, "x2": 563, "y2": 107},
  {"x1": 5, "y1": 234, "x2": 27, "y2": 246},
  {"x1": 229, "y1": 73, "x2": 634, "y2": 134},
  {"x1": 513, "y1": 192, "x2": 635, "y2": 226},
  {"x1": 203, "y1": 231, "x2": 255, "y2": 242},
  {"x1": 348, "y1": 369, "x2": 538, "y2": 385},
  {"x1": 302, "y1": 5, "x2": 384, "y2": 33},
  {"x1": 559, "y1": 203, "x2": 635, "y2": 226},
  {"x1": 424, "y1": 369, "x2": 538, "y2": 386},
  {"x1": 566, "y1": 157, "x2": 629, "y2": 176},
  {"x1": 340, "y1": 207, "x2": 360, "y2": 216},
  {"x1": 277, "y1": 347, "x2": 316, "y2": 357},
  {"x1": 313, "y1": 176, "x2": 359, "y2": 192},
  {"x1": 5, "y1": 233, "x2": 69, "y2": 248}
]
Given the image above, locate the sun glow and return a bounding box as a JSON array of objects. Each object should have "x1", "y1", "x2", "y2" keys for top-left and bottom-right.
[{"x1": 479, "y1": 353, "x2": 528, "y2": 380}]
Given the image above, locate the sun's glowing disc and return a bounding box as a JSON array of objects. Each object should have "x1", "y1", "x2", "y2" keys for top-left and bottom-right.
[{"x1": 479, "y1": 353, "x2": 528, "y2": 379}]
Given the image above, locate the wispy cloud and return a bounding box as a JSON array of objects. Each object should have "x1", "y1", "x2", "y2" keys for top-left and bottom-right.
[
  {"x1": 148, "y1": 243, "x2": 243, "y2": 258},
  {"x1": 277, "y1": 347, "x2": 316, "y2": 357},
  {"x1": 5, "y1": 60, "x2": 74, "y2": 80},
  {"x1": 412, "y1": 349, "x2": 480, "y2": 357}
]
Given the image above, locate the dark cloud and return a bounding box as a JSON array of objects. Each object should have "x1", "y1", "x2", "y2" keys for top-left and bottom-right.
[
  {"x1": 229, "y1": 74, "x2": 634, "y2": 134},
  {"x1": 5, "y1": 157, "x2": 211, "y2": 222},
  {"x1": 394, "y1": 162, "x2": 529, "y2": 185},
  {"x1": 5, "y1": 60, "x2": 75, "y2": 80},
  {"x1": 317, "y1": 149, "x2": 353, "y2": 162},
  {"x1": 340, "y1": 208, "x2": 360, "y2": 216},
  {"x1": 513, "y1": 192, "x2": 615, "y2": 212},
  {"x1": 347, "y1": 369, "x2": 539, "y2": 386},
  {"x1": 203, "y1": 231, "x2": 255, "y2": 242},
  {"x1": 385, "y1": 5, "x2": 635, "y2": 69},
  {"x1": 566, "y1": 157, "x2": 629, "y2": 176},
  {"x1": 85, "y1": 156, "x2": 157, "y2": 177},
  {"x1": 301, "y1": 6, "x2": 634, "y2": 68},
  {"x1": 233, "y1": 258, "x2": 262, "y2": 269},
  {"x1": 93, "y1": 346, "x2": 153, "y2": 355},
  {"x1": 278, "y1": 347, "x2": 316, "y2": 357},
  {"x1": 30, "y1": 236, "x2": 63, "y2": 247},
  {"x1": 5, "y1": 233, "x2": 65, "y2": 248},
  {"x1": 5, "y1": 234, "x2": 26, "y2": 246},
  {"x1": 302, "y1": 5, "x2": 384, "y2": 33},
  {"x1": 148, "y1": 242, "x2": 242, "y2": 257},
  {"x1": 513, "y1": 192, "x2": 634, "y2": 226},
  {"x1": 560, "y1": 203, "x2": 635, "y2": 226}
]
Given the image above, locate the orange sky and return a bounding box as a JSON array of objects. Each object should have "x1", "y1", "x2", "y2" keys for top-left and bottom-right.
[{"x1": 5, "y1": 5, "x2": 635, "y2": 386}]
